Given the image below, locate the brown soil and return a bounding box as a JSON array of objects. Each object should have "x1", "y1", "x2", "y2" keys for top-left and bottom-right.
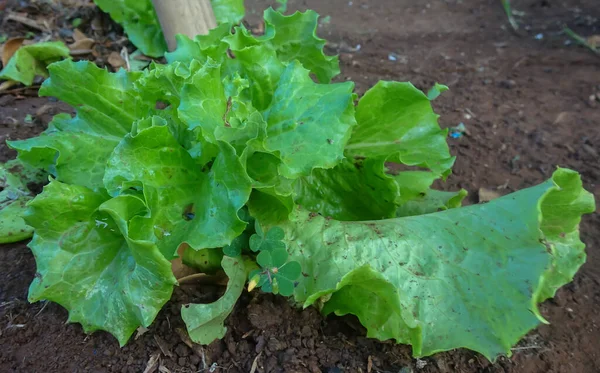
[{"x1": 1, "y1": 0, "x2": 600, "y2": 372}]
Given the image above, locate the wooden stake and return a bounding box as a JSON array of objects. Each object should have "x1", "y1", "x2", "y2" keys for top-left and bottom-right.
[{"x1": 151, "y1": 0, "x2": 217, "y2": 51}]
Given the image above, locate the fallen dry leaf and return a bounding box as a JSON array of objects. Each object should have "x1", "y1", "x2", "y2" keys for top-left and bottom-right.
[
  {"x1": 158, "y1": 364, "x2": 171, "y2": 373},
  {"x1": 0, "y1": 80, "x2": 19, "y2": 93},
  {"x1": 142, "y1": 352, "x2": 160, "y2": 373},
  {"x1": 478, "y1": 188, "x2": 501, "y2": 203},
  {"x1": 153, "y1": 335, "x2": 174, "y2": 358},
  {"x1": 1, "y1": 37, "x2": 26, "y2": 67},
  {"x1": 587, "y1": 35, "x2": 600, "y2": 48},
  {"x1": 135, "y1": 326, "x2": 149, "y2": 340},
  {"x1": 5, "y1": 12, "x2": 49, "y2": 32},
  {"x1": 69, "y1": 29, "x2": 95, "y2": 51},
  {"x1": 72, "y1": 29, "x2": 87, "y2": 42},
  {"x1": 107, "y1": 51, "x2": 126, "y2": 69},
  {"x1": 250, "y1": 351, "x2": 262, "y2": 373},
  {"x1": 171, "y1": 243, "x2": 198, "y2": 280},
  {"x1": 69, "y1": 38, "x2": 95, "y2": 51}
]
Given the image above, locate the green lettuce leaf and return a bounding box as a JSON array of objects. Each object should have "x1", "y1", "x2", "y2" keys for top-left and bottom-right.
[
  {"x1": 178, "y1": 59, "x2": 268, "y2": 150},
  {"x1": 261, "y1": 9, "x2": 340, "y2": 83},
  {"x1": 0, "y1": 41, "x2": 70, "y2": 85},
  {"x1": 94, "y1": 0, "x2": 167, "y2": 57},
  {"x1": 262, "y1": 61, "x2": 356, "y2": 179},
  {"x1": 393, "y1": 171, "x2": 467, "y2": 217},
  {"x1": 346, "y1": 81, "x2": 455, "y2": 177},
  {"x1": 181, "y1": 255, "x2": 246, "y2": 344},
  {"x1": 395, "y1": 188, "x2": 467, "y2": 217},
  {"x1": 254, "y1": 168, "x2": 595, "y2": 360},
  {"x1": 26, "y1": 180, "x2": 176, "y2": 346},
  {"x1": 104, "y1": 124, "x2": 252, "y2": 258},
  {"x1": 165, "y1": 23, "x2": 232, "y2": 65},
  {"x1": 0, "y1": 160, "x2": 45, "y2": 243},
  {"x1": 211, "y1": 0, "x2": 245, "y2": 24},
  {"x1": 223, "y1": 44, "x2": 285, "y2": 111},
  {"x1": 293, "y1": 158, "x2": 399, "y2": 221},
  {"x1": 8, "y1": 61, "x2": 151, "y2": 190},
  {"x1": 168, "y1": 9, "x2": 339, "y2": 88},
  {"x1": 134, "y1": 60, "x2": 201, "y2": 108},
  {"x1": 8, "y1": 114, "x2": 119, "y2": 190},
  {"x1": 38, "y1": 60, "x2": 150, "y2": 138}
]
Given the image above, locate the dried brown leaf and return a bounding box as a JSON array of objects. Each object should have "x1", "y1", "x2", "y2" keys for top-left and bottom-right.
[
  {"x1": 72, "y1": 29, "x2": 87, "y2": 42},
  {"x1": 478, "y1": 188, "x2": 501, "y2": 203},
  {"x1": 69, "y1": 38, "x2": 95, "y2": 51},
  {"x1": 142, "y1": 352, "x2": 160, "y2": 373},
  {"x1": 107, "y1": 51, "x2": 126, "y2": 69},
  {"x1": 587, "y1": 35, "x2": 600, "y2": 48},
  {"x1": 171, "y1": 243, "x2": 197, "y2": 280},
  {"x1": 1, "y1": 37, "x2": 26, "y2": 67}
]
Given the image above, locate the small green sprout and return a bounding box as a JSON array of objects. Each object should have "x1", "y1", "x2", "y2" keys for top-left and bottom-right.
[{"x1": 247, "y1": 226, "x2": 301, "y2": 296}]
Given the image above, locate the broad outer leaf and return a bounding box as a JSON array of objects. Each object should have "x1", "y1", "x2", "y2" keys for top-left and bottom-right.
[
  {"x1": 38, "y1": 60, "x2": 150, "y2": 138},
  {"x1": 26, "y1": 181, "x2": 176, "y2": 346},
  {"x1": 256, "y1": 168, "x2": 594, "y2": 359},
  {"x1": 211, "y1": 0, "x2": 245, "y2": 24},
  {"x1": 181, "y1": 255, "x2": 245, "y2": 344},
  {"x1": 0, "y1": 41, "x2": 69, "y2": 85},
  {"x1": 346, "y1": 81, "x2": 455, "y2": 176},
  {"x1": 262, "y1": 9, "x2": 340, "y2": 83},
  {"x1": 262, "y1": 61, "x2": 356, "y2": 179},
  {"x1": 104, "y1": 125, "x2": 252, "y2": 258},
  {"x1": 294, "y1": 158, "x2": 399, "y2": 221},
  {"x1": 9, "y1": 114, "x2": 119, "y2": 190},
  {"x1": 0, "y1": 160, "x2": 45, "y2": 243},
  {"x1": 94, "y1": 0, "x2": 167, "y2": 57},
  {"x1": 9, "y1": 61, "x2": 150, "y2": 190}
]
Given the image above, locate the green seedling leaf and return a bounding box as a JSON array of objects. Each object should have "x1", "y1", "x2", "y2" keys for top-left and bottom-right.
[
  {"x1": 249, "y1": 225, "x2": 285, "y2": 252},
  {"x1": 253, "y1": 245, "x2": 301, "y2": 296},
  {"x1": 426, "y1": 82, "x2": 449, "y2": 100},
  {"x1": 564, "y1": 27, "x2": 600, "y2": 56},
  {"x1": 182, "y1": 255, "x2": 246, "y2": 344},
  {"x1": 94, "y1": 0, "x2": 167, "y2": 57},
  {"x1": 0, "y1": 41, "x2": 70, "y2": 85},
  {"x1": 501, "y1": 0, "x2": 519, "y2": 31}
]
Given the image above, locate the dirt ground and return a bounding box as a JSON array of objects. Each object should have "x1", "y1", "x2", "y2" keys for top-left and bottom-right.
[{"x1": 1, "y1": 0, "x2": 599, "y2": 372}]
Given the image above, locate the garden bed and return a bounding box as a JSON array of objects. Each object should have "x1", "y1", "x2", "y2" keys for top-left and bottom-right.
[{"x1": 1, "y1": 0, "x2": 599, "y2": 372}]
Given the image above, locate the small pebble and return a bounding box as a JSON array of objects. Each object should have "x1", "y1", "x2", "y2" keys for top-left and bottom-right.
[{"x1": 499, "y1": 79, "x2": 517, "y2": 89}]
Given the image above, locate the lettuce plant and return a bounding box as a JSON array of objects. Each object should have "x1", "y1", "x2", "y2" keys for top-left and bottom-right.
[{"x1": 7, "y1": 8, "x2": 595, "y2": 361}]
